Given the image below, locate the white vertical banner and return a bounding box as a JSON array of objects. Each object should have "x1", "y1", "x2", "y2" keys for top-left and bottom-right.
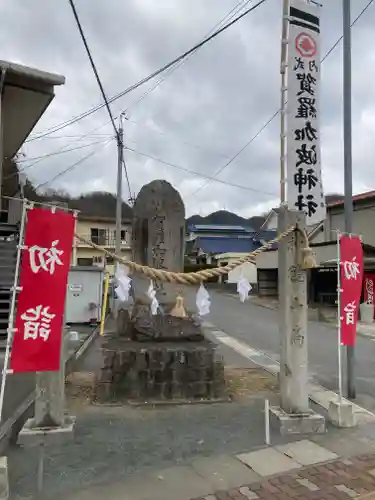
[{"x1": 286, "y1": 0, "x2": 326, "y2": 225}]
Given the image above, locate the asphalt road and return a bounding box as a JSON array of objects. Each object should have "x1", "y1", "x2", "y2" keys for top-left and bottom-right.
[{"x1": 197, "y1": 290, "x2": 375, "y2": 412}]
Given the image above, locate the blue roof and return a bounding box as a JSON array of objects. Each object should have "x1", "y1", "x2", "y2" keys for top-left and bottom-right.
[
  {"x1": 195, "y1": 236, "x2": 260, "y2": 255},
  {"x1": 188, "y1": 224, "x2": 254, "y2": 233},
  {"x1": 253, "y1": 230, "x2": 277, "y2": 241}
]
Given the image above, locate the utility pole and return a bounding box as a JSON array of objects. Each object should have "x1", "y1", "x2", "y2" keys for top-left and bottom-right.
[
  {"x1": 115, "y1": 113, "x2": 125, "y2": 257},
  {"x1": 343, "y1": 0, "x2": 355, "y2": 399},
  {"x1": 114, "y1": 113, "x2": 125, "y2": 318}
]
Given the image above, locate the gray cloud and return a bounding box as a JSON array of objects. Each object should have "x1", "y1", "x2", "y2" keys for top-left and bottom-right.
[{"x1": 1, "y1": 0, "x2": 375, "y2": 217}]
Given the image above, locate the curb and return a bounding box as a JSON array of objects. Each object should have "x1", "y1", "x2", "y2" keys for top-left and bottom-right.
[
  {"x1": 319, "y1": 320, "x2": 375, "y2": 341},
  {"x1": 0, "y1": 322, "x2": 102, "y2": 454},
  {"x1": 240, "y1": 296, "x2": 375, "y2": 341},
  {"x1": 204, "y1": 323, "x2": 375, "y2": 426}
]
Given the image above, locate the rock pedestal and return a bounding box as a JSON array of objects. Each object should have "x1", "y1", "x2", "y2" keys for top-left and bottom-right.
[
  {"x1": 95, "y1": 337, "x2": 225, "y2": 403},
  {"x1": 95, "y1": 180, "x2": 226, "y2": 404}
]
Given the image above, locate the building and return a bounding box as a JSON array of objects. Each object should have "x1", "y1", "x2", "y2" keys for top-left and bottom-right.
[
  {"x1": 186, "y1": 223, "x2": 254, "y2": 241},
  {"x1": 0, "y1": 60, "x2": 65, "y2": 341},
  {"x1": 214, "y1": 252, "x2": 257, "y2": 287},
  {"x1": 256, "y1": 191, "x2": 375, "y2": 303},
  {"x1": 185, "y1": 223, "x2": 274, "y2": 266},
  {"x1": 73, "y1": 214, "x2": 132, "y2": 276}
]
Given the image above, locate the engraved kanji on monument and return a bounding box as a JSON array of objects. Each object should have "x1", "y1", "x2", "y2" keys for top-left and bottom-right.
[
  {"x1": 132, "y1": 179, "x2": 185, "y2": 307},
  {"x1": 131, "y1": 180, "x2": 202, "y2": 341}
]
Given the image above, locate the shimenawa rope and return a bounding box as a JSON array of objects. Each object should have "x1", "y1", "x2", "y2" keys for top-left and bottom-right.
[{"x1": 74, "y1": 224, "x2": 315, "y2": 286}]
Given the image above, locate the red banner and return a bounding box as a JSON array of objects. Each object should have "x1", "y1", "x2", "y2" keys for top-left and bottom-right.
[
  {"x1": 10, "y1": 208, "x2": 75, "y2": 372},
  {"x1": 340, "y1": 235, "x2": 363, "y2": 346}
]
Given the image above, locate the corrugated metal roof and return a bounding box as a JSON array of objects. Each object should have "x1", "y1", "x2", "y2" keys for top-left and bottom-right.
[
  {"x1": 328, "y1": 190, "x2": 375, "y2": 207},
  {"x1": 189, "y1": 224, "x2": 253, "y2": 232},
  {"x1": 194, "y1": 237, "x2": 259, "y2": 254}
]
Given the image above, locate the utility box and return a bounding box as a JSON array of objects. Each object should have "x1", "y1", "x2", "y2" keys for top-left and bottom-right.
[{"x1": 65, "y1": 266, "x2": 104, "y2": 324}]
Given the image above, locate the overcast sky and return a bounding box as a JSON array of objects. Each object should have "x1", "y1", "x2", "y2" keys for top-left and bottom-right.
[{"x1": 1, "y1": 0, "x2": 375, "y2": 217}]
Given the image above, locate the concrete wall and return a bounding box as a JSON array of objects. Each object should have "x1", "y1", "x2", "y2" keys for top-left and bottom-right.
[
  {"x1": 228, "y1": 261, "x2": 257, "y2": 284},
  {"x1": 324, "y1": 204, "x2": 375, "y2": 246},
  {"x1": 73, "y1": 218, "x2": 132, "y2": 276},
  {"x1": 256, "y1": 243, "x2": 338, "y2": 270},
  {"x1": 75, "y1": 219, "x2": 132, "y2": 244}
]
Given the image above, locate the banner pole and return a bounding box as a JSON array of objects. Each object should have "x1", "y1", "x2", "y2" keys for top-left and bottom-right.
[
  {"x1": 100, "y1": 272, "x2": 110, "y2": 336},
  {"x1": 0, "y1": 199, "x2": 29, "y2": 422},
  {"x1": 280, "y1": 0, "x2": 290, "y2": 204},
  {"x1": 337, "y1": 231, "x2": 343, "y2": 403}
]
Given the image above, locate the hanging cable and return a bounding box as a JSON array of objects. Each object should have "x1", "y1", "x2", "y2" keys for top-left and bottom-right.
[
  {"x1": 187, "y1": 0, "x2": 375, "y2": 198},
  {"x1": 35, "y1": 139, "x2": 114, "y2": 190},
  {"x1": 27, "y1": 0, "x2": 268, "y2": 142},
  {"x1": 125, "y1": 146, "x2": 277, "y2": 196},
  {"x1": 67, "y1": 0, "x2": 118, "y2": 139},
  {"x1": 67, "y1": 0, "x2": 132, "y2": 199},
  {"x1": 124, "y1": 0, "x2": 255, "y2": 116}
]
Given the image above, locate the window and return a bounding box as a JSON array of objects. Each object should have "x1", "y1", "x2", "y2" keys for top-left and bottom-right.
[
  {"x1": 114, "y1": 229, "x2": 127, "y2": 241},
  {"x1": 91, "y1": 228, "x2": 107, "y2": 245},
  {"x1": 77, "y1": 258, "x2": 93, "y2": 266},
  {"x1": 106, "y1": 257, "x2": 114, "y2": 264}
]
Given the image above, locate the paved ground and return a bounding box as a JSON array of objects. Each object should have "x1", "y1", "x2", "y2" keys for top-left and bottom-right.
[
  {"x1": 7, "y1": 295, "x2": 375, "y2": 499},
  {"x1": 188, "y1": 290, "x2": 375, "y2": 413},
  {"x1": 190, "y1": 451, "x2": 375, "y2": 500},
  {"x1": 10, "y1": 390, "x2": 328, "y2": 499}
]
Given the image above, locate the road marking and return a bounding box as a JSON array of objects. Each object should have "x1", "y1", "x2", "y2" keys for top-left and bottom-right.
[{"x1": 208, "y1": 327, "x2": 375, "y2": 424}]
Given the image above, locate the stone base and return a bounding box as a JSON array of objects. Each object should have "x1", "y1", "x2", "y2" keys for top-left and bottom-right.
[
  {"x1": 270, "y1": 406, "x2": 325, "y2": 436},
  {"x1": 95, "y1": 339, "x2": 225, "y2": 403},
  {"x1": 17, "y1": 415, "x2": 76, "y2": 446},
  {"x1": 130, "y1": 304, "x2": 204, "y2": 342},
  {"x1": 328, "y1": 399, "x2": 356, "y2": 428},
  {"x1": 0, "y1": 457, "x2": 8, "y2": 500}
]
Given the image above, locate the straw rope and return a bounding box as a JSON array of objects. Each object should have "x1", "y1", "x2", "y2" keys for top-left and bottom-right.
[{"x1": 74, "y1": 225, "x2": 297, "y2": 285}]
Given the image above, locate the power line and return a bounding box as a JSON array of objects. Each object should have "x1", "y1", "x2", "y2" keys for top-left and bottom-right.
[
  {"x1": 188, "y1": 0, "x2": 374, "y2": 198},
  {"x1": 124, "y1": 0, "x2": 255, "y2": 116},
  {"x1": 67, "y1": 0, "x2": 118, "y2": 140},
  {"x1": 125, "y1": 146, "x2": 277, "y2": 196},
  {"x1": 16, "y1": 137, "x2": 110, "y2": 164},
  {"x1": 27, "y1": 0, "x2": 268, "y2": 142},
  {"x1": 35, "y1": 139, "x2": 114, "y2": 190},
  {"x1": 126, "y1": 122, "x2": 256, "y2": 165},
  {"x1": 68, "y1": 0, "x2": 132, "y2": 199}
]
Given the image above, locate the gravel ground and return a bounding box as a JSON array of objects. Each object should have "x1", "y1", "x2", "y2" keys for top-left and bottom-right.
[{"x1": 6, "y1": 389, "x2": 330, "y2": 500}]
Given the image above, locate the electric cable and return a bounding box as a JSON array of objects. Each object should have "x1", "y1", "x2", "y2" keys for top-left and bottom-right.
[
  {"x1": 125, "y1": 145, "x2": 277, "y2": 196},
  {"x1": 26, "y1": 0, "x2": 268, "y2": 142},
  {"x1": 35, "y1": 139, "x2": 114, "y2": 190},
  {"x1": 187, "y1": 0, "x2": 375, "y2": 198}
]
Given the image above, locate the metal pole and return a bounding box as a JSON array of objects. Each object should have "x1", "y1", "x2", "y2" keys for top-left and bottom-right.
[
  {"x1": 37, "y1": 440, "x2": 45, "y2": 498},
  {"x1": 0, "y1": 199, "x2": 28, "y2": 423},
  {"x1": 264, "y1": 398, "x2": 270, "y2": 445},
  {"x1": 115, "y1": 115, "x2": 124, "y2": 257},
  {"x1": 343, "y1": 0, "x2": 355, "y2": 399},
  {"x1": 100, "y1": 272, "x2": 110, "y2": 336},
  {"x1": 114, "y1": 115, "x2": 124, "y2": 318},
  {"x1": 337, "y1": 232, "x2": 343, "y2": 402},
  {"x1": 280, "y1": 0, "x2": 290, "y2": 204}
]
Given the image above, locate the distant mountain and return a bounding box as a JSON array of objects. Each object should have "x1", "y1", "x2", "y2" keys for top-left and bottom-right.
[
  {"x1": 186, "y1": 210, "x2": 266, "y2": 230},
  {"x1": 186, "y1": 194, "x2": 345, "y2": 232},
  {"x1": 23, "y1": 180, "x2": 133, "y2": 219}
]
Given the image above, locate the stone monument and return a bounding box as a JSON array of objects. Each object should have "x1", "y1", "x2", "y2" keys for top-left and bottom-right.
[{"x1": 95, "y1": 180, "x2": 225, "y2": 403}]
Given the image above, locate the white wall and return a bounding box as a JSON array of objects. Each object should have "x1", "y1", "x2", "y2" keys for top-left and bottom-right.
[{"x1": 227, "y1": 261, "x2": 257, "y2": 284}]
